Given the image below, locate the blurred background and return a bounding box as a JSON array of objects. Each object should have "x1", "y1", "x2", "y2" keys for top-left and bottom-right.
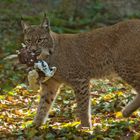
[{"x1": 1, "y1": 0, "x2": 140, "y2": 55}]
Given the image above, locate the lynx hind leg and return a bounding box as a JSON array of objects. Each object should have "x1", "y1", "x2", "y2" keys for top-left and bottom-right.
[
  {"x1": 34, "y1": 79, "x2": 61, "y2": 127},
  {"x1": 122, "y1": 93, "x2": 140, "y2": 117},
  {"x1": 72, "y1": 79, "x2": 92, "y2": 128},
  {"x1": 115, "y1": 62, "x2": 140, "y2": 117}
]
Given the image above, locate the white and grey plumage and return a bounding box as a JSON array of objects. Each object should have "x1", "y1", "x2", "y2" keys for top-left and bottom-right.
[{"x1": 34, "y1": 60, "x2": 57, "y2": 77}]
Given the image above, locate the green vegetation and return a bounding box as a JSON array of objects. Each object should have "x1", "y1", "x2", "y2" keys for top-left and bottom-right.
[{"x1": 0, "y1": 1, "x2": 140, "y2": 139}]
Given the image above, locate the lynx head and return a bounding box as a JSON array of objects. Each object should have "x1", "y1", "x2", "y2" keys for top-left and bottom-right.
[{"x1": 21, "y1": 15, "x2": 54, "y2": 59}]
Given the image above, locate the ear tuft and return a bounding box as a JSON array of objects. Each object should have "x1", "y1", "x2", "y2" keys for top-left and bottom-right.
[
  {"x1": 21, "y1": 17, "x2": 30, "y2": 32},
  {"x1": 41, "y1": 13, "x2": 50, "y2": 30}
]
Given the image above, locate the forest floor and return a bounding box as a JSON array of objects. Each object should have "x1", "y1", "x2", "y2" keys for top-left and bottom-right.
[
  {"x1": 1, "y1": 78, "x2": 140, "y2": 140},
  {"x1": 0, "y1": 1, "x2": 140, "y2": 140}
]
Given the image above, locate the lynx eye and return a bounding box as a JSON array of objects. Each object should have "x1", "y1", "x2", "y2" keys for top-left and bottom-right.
[
  {"x1": 25, "y1": 39, "x2": 31, "y2": 44},
  {"x1": 38, "y1": 38, "x2": 43, "y2": 43},
  {"x1": 38, "y1": 38, "x2": 48, "y2": 43}
]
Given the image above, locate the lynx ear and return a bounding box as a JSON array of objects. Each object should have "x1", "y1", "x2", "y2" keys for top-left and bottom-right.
[
  {"x1": 21, "y1": 19, "x2": 30, "y2": 32},
  {"x1": 41, "y1": 14, "x2": 50, "y2": 30}
]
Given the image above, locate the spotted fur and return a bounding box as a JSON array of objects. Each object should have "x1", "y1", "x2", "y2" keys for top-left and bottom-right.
[{"x1": 21, "y1": 18, "x2": 140, "y2": 128}]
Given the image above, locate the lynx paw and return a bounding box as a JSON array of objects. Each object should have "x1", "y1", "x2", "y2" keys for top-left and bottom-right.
[
  {"x1": 122, "y1": 108, "x2": 132, "y2": 117},
  {"x1": 77, "y1": 122, "x2": 92, "y2": 129}
]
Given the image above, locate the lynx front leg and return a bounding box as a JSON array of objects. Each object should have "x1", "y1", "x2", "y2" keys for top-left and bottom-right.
[
  {"x1": 73, "y1": 79, "x2": 92, "y2": 128},
  {"x1": 34, "y1": 79, "x2": 61, "y2": 127}
]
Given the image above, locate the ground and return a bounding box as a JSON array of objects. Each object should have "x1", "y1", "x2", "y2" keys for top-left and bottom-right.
[{"x1": 1, "y1": 77, "x2": 140, "y2": 139}]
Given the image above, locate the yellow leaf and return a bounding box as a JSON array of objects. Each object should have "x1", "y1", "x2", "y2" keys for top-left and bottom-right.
[
  {"x1": 92, "y1": 98, "x2": 97, "y2": 105},
  {"x1": 0, "y1": 103, "x2": 7, "y2": 109},
  {"x1": 6, "y1": 117, "x2": 14, "y2": 123},
  {"x1": 133, "y1": 111, "x2": 138, "y2": 116},
  {"x1": 116, "y1": 91, "x2": 123, "y2": 96},
  {"x1": 103, "y1": 94, "x2": 113, "y2": 101},
  {"x1": 115, "y1": 111, "x2": 123, "y2": 118},
  {"x1": 14, "y1": 110, "x2": 23, "y2": 116},
  {"x1": 6, "y1": 96, "x2": 14, "y2": 102},
  {"x1": 0, "y1": 115, "x2": 4, "y2": 119}
]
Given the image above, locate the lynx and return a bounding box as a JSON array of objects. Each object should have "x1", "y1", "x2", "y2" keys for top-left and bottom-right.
[{"x1": 21, "y1": 17, "x2": 140, "y2": 128}]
